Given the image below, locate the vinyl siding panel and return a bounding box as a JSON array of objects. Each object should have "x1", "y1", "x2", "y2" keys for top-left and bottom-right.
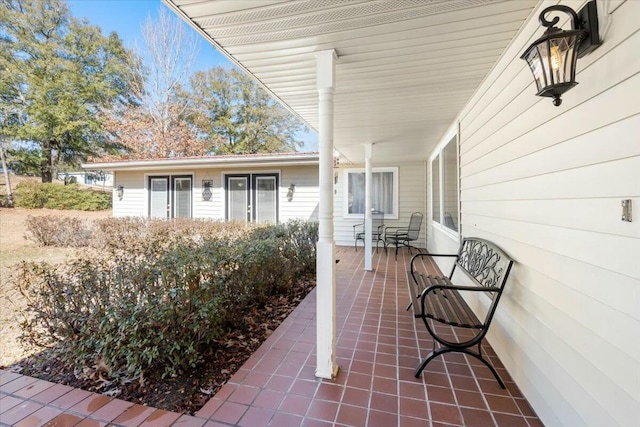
[
  {"x1": 278, "y1": 166, "x2": 319, "y2": 222},
  {"x1": 193, "y1": 170, "x2": 223, "y2": 219},
  {"x1": 428, "y1": 1, "x2": 640, "y2": 426},
  {"x1": 333, "y1": 162, "x2": 426, "y2": 247},
  {"x1": 112, "y1": 171, "x2": 148, "y2": 217},
  {"x1": 113, "y1": 166, "x2": 319, "y2": 222}
]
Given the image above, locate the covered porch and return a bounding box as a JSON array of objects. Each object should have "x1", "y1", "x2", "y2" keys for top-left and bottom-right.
[
  {"x1": 160, "y1": 1, "x2": 640, "y2": 425},
  {"x1": 1, "y1": 247, "x2": 541, "y2": 426}
]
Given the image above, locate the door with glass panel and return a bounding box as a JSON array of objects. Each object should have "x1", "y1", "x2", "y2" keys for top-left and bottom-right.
[
  {"x1": 226, "y1": 174, "x2": 250, "y2": 221},
  {"x1": 225, "y1": 173, "x2": 278, "y2": 223},
  {"x1": 148, "y1": 175, "x2": 192, "y2": 219},
  {"x1": 172, "y1": 176, "x2": 192, "y2": 218},
  {"x1": 149, "y1": 176, "x2": 170, "y2": 218},
  {"x1": 253, "y1": 174, "x2": 277, "y2": 224}
]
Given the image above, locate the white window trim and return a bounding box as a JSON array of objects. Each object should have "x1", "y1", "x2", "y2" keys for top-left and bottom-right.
[
  {"x1": 143, "y1": 171, "x2": 194, "y2": 219},
  {"x1": 429, "y1": 122, "x2": 460, "y2": 240},
  {"x1": 343, "y1": 167, "x2": 399, "y2": 220},
  {"x1": 220, "y1": 170, "x2": 282, "y2": 223}
]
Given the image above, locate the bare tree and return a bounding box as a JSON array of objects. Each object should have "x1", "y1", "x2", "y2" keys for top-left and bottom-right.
[
  {"x1": 103, "y1": 7, "x2": 206, "y2": 159},
  {"x1": 139, "y1": 7, "x2": 200, "y2": 138}
]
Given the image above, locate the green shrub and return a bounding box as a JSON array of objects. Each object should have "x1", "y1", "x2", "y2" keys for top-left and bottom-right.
[
  {"x1": 218, "y1": 237, "x2": 293, "y2": 327},
  {"x1": 16, "y1": 218, "x2": 318, "y2": 379},
  {"x1": 282, "y1": 219, "x2": 318, "y2": 275},
  {"x1": 16, "y1": 250, "x2": 226, "y2": 379},
  {"x1": 13, "y1": 181, "x2": 47, "y2": 209},
  {"x1": 15, "y1": 182, "x2": 111, "y2": 211}
]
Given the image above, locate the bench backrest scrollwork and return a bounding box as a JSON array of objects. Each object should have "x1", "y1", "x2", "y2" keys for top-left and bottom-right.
[
  {"x1": 454, "y1": 238, "x2": 513, "y2": 289},
  {"x1": 449, "y1": 238, "x2": 514, "y2": 324}
]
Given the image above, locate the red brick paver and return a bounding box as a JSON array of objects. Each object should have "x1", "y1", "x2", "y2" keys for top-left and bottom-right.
[{"x1": 0, "y1": 247, "x2": 543, "y2": 426}]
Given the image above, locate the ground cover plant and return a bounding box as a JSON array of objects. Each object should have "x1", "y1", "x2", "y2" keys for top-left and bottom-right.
[{"x1": 10, "y1": 217, "x2": 318, "y2": 414}]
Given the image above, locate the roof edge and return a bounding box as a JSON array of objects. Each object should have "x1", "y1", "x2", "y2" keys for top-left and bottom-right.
[{"x1": 82, "y1": 153, "x2": 320, "y2": 171}]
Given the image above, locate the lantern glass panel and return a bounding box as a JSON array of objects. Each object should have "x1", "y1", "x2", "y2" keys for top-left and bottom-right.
[
  {"x1": 524, "y1": 46, "x2": 545, "y2": 92},
  {"x1": 548, "y1": 35, "x2": 579, "y2": 85}
]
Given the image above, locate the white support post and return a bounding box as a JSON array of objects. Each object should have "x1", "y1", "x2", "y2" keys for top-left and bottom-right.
[
  {"x1": 364, "y1": 143, "x2": 373, "y2": 271},
  {"x1": 315, "y1": 49, "x2": 339, "y2": 380}
]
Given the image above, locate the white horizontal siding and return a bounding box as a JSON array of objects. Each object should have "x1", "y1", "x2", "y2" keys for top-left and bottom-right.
[
  {"x1": 334, "y1": 162, "x2": 426, "y2": 247},
  {"x1": 112, "y1": 171, "x2": 147, "y2": 218},
  {"x1": 113, "y1": 166, "x2": 319, "y2": 223},
  {"x1": 428, "y1": 1, "x2": 640, "y2": 426},
  {"x1": 193, "y1": 170, "x2": 223, "y2": 219},
  {"x1": 279, "y1": 166, "x2": 319, "y2": 222}
]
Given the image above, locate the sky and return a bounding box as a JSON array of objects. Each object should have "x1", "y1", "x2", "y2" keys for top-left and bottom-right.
[{"x1": 66, "y1": 0, "x2": 318, "y2": 150}]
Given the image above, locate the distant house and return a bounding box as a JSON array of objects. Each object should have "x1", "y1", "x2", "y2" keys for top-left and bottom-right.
[{"x1": 82, "y1": 152, "x2": 427, "y2": 247}]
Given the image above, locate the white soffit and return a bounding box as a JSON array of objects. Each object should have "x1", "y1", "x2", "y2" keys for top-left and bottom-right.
[{"x1": 164, "y1": 0, "x2": 537, "y2": 164}]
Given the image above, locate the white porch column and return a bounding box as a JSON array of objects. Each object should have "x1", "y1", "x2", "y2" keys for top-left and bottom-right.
[
  {"x1": 364, "y1": 143, "x2": 373, "y2": 271},
  {"x1": 315, "y1": 49, "x2": 339, "y2": 379}
]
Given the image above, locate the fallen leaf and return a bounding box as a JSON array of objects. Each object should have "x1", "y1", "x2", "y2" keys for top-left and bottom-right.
[{"x1": 103, "y1": 389, "x2": 121, "y2": 397}]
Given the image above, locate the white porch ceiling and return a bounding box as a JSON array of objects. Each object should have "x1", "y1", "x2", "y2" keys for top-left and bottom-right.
[{"x1": 164, "y1": 0, "x2": 538, "y2": 164}]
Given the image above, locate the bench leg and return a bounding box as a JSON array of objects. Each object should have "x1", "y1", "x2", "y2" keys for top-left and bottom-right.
[{"x1": 414, "y1": 346, "x2": 505, "y2": 389}]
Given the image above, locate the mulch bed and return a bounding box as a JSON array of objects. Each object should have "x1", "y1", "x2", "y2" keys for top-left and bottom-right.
[{"x1": 6, "y1": 278, "x2": 316, "y2": 415}]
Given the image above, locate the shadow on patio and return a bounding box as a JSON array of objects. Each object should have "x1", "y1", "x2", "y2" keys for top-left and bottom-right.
[{"x1": 0, "y1": 246, "x2": 543, "y2": 426}]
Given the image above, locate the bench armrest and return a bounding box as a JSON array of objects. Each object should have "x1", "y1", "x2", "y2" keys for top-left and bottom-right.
[
  {"x1": 410, "y1": 252, "x2": 458, "y2": 275},
  {"x1": 418, "y1": 283, "x2": 501, "y2": 312}
]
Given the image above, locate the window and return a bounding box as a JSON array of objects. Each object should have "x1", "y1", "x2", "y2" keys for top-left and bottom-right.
[
  {"x1": 344, "y1": 167, "x2": 398, "y2": 219},
  {"x1": 225, "y1": 173, "x2": 279, "y2": 223},
  {"x1": 431, "y1": 155, "x2": 440, "y2": 223},
  {"x1": 442, "y1": 140, "x2": 458, "y2": 232},
  {"x1": 431, "y1": 134, "x2": 459, "y2": 233},
  {"x1": 148, "y1": 175, "x2": 192, "y2": 219}
]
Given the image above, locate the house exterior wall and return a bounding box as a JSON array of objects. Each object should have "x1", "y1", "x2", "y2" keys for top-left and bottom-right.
[
  {"x1": 427, "y1": 1, "x2": 640, "y2": 426},
  {"x1": 112, "y1": 170, "x2": 149, "y2": 217},
  {"x1": 112, "y1": 165, "x2": 320, "y2": 221},
  {"x1": 112, "y1": 161, "x2": 427, "y2": 248},
  {"x1": 333, "y1": 161, "x2": 426, "y2": 247}
]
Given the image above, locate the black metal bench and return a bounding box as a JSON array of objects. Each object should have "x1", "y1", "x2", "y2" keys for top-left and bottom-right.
[{"x1": 408, "y1": 237, "x2": 514, "y2": 388}]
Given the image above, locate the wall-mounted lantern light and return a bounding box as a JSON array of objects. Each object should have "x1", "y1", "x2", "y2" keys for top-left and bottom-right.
[
  {"x1": 287, "y1": 183, "x2": 296, "y2": 202},
  {"x1": 202, "y1": 180, "x2": 213, "y2": 201},
  {"x1": 116, "y1": 185, "x2": 124, "y2": 201},
  {"x1": 520, "y1": 0, "x2": 600, "y2": 106}
]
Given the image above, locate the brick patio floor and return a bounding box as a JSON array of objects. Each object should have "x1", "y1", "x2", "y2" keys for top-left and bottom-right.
[{"x1": 0, "y1": 246, "x2": 543, "y2": 426}]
